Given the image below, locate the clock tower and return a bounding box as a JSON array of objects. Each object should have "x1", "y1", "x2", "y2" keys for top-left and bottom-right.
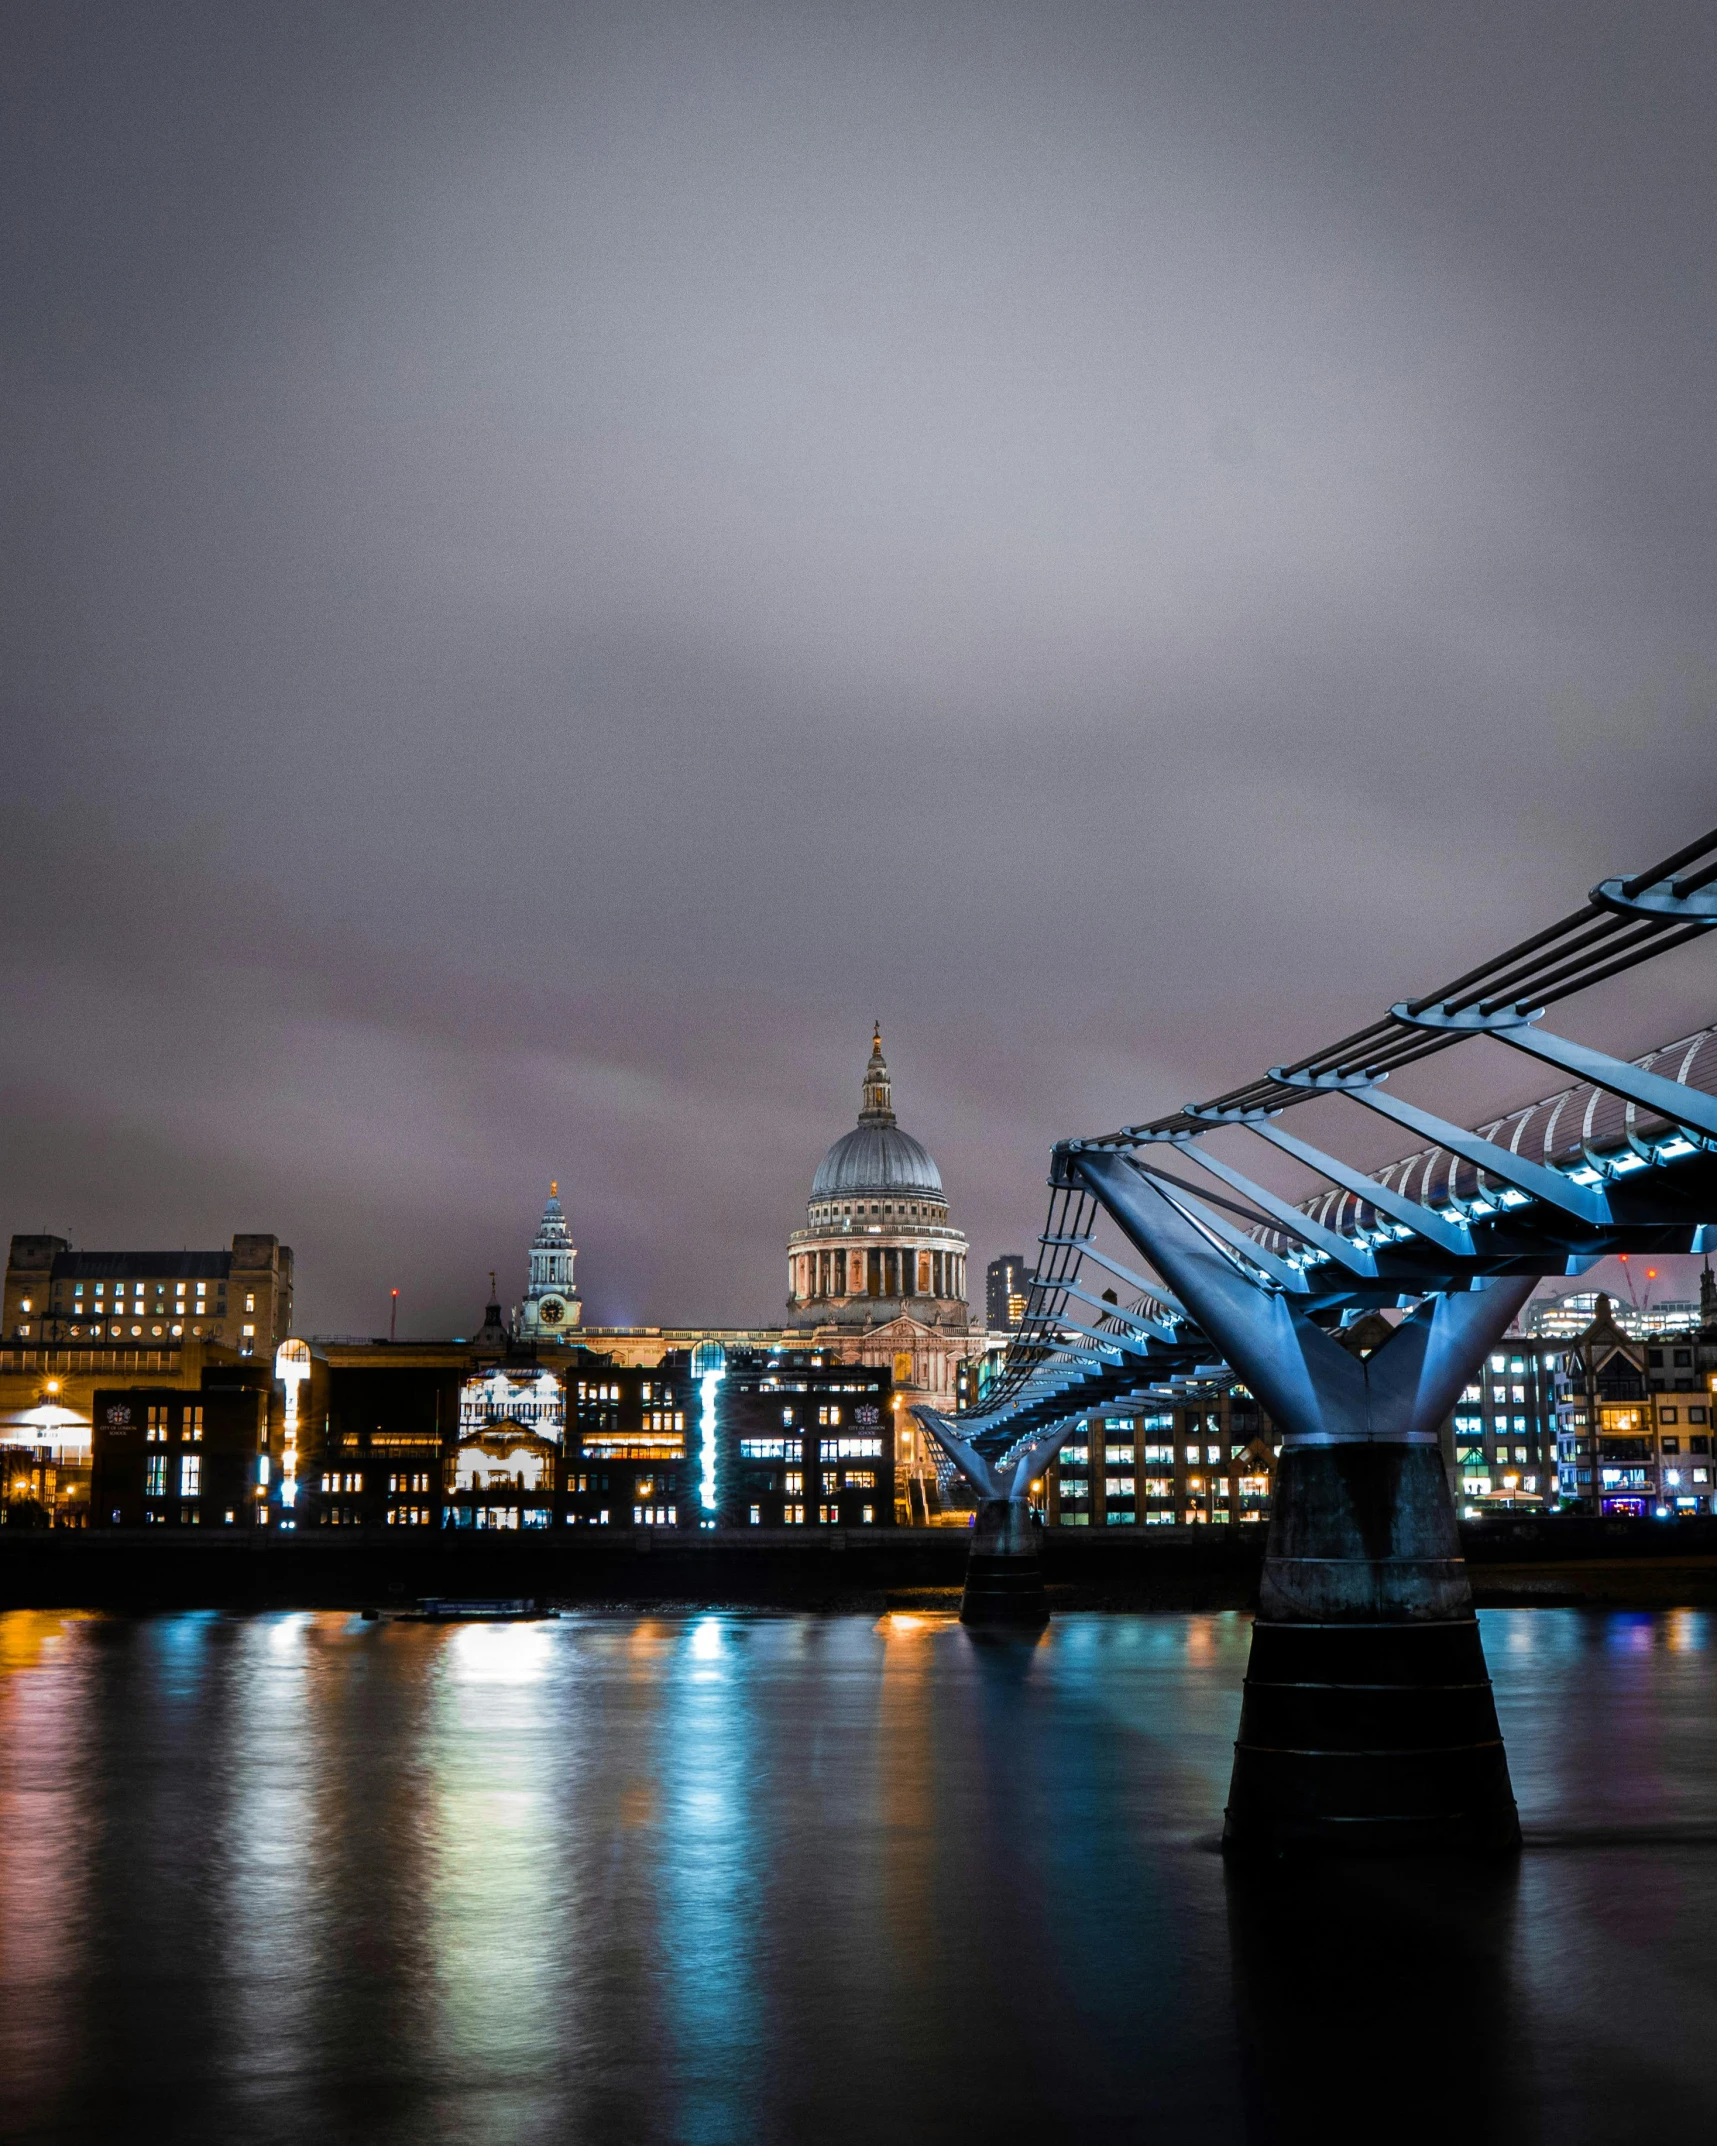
[{"x1": 518, "y1": 1180, "x2": 582, "y2": 1340}]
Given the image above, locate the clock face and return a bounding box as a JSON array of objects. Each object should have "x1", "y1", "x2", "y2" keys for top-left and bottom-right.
[{"x1": 540, "y1": 1298, "x2": 565, "y2": 1325}]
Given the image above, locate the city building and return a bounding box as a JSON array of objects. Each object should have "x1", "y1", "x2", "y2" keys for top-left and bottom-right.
[
  {"x1": 4, "y1": 1232, "x2": 292, "y2": 1354},
  {"x1": 515, "y1": 1181, "x2": 581, "y2": 1341},
  {"x1": 1450, "y1": 1338, "x2": 1560, "y2": 1511},
  {"x1": 1526, "y1": 1289, "x2": 1701, "y2": 1341},
  {"x1": 1548, "y1": 1290, "x2": 1717, "y2": 1516},
  {"x1": 2, "y1": 1230, "x2": 293, "y2": 1527},
  {"x1": 563, "y1": 1346, "x2": 894, "y2": 1529},
  {"x1": 1045, "y1": 1385, "x2": 1276, "y2": 1526},
  {"x1": 90, "y1": 1364, "x2": 274, "y2": 1528},
  {"x1": 985, "y1": 1254, "x2": 1035, "y2": 1333}
]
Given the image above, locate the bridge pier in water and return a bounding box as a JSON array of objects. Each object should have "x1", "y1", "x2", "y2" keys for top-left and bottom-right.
[
  {"x1": 1077, "y1": 1151, "x2": 1531, "y2": 1858},
  {"x1": 912, "y1": 1410, "x2": 1069, "y2": 1629},
  {"x1": 1231, "y1": 1437, "x2": 1518, "y2": 1857},
  {"x1": 959, "y1": 1496, "x2": 1049, "y2": 1626}
]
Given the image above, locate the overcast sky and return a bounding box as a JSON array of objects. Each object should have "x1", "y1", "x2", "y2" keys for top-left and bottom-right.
[{"x1": 5, "y1": 1, "x2": 1716, "y2": 1334}]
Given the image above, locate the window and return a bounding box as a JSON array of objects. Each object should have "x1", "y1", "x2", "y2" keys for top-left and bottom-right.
[
  {"x1": 1106, "y1": 1444, "x2": 1136, "y2": 1465},
  {"x1": 844, "y1": 1470, "x2": 876, "y2": 1489},
  {"x1": 784, "y1": 1471, "x2": 803, "y2": 1495},
  {"x1": 819, "y1": 1503, "x2": 840, "y2": 1523},
  {"x1": 1662, "y1": 1437, "x2": 1681, "y2": 1454},
  {"x1": 862, "y1": 1505, "x2": 875, "y2": 1524},
  {"x1": 818, "y1": 1405, "x2": 842, "y2": 1427},
  {"x1": 1105, "y1": 1476, "x2": 1136, "y2": 1497},
  {"x1": 740, "y1": 1438, "x2": 801, "y2": 1461},
  {"x1": 187, "y1": 1407, "x2": 202, "y2": 1442},
  {"x1": 146, "y1": 1456, "x2": 167, "y2": 1497},
  {"x1": 749, "y1": 1505, "x2": 761, "y2": 1525},
  {"x1": 146, "y1": 1406, "x2": 167, "y2": 1443},
  {"x1": 784, "y1": 1504, "x2": 805, "y2": 1524},
  {"x1": 245, "y1": 1293, "x2": 255, "y2": 1313},
  {"x1": 1184, "y1": 1445, "x2": 1199, "y2": 1463},
  {"x1": 180, "y1": 1456, "x2": 201, "y2": 1496},
  {"x1": 1060, "y1": 1479, "x2": 1089, "y2": 1499}
]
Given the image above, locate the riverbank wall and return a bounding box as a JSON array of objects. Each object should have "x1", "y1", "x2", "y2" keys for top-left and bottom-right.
[{"x1": 4, "y1": 1514, "x2": 1717, "y2": 1611}]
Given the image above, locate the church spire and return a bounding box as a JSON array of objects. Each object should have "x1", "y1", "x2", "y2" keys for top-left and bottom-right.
[{"x1": 860, "y1": 1023, "x2": 895, "y2": 1124}]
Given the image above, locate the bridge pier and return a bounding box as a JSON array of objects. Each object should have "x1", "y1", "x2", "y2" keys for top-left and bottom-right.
[
  {"x1": 912, "y1": 1410, "x2": 1070, "y2": 1628},
  {"x1": 1075, "y1": 1150, "x2": 1531, "y2": 1858},
  {"x1": 959, "y1": 1497, "x2": 1049, "y2": 1626},
  {"x1": 1225, "y1": 1440, "x2": 1517, "y2": 1857}
]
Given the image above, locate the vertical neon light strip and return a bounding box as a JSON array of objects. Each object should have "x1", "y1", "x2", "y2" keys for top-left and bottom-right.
[{"x1": 698, "y1": 1365, "x2": 725, "y2": 1521}]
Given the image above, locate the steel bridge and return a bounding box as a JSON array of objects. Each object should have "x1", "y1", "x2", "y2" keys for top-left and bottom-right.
[{"x1": 916, "y1": 821, "x2": 1717, "y2": 1854}]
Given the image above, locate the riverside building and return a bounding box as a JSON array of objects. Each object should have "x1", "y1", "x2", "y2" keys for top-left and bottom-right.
[
  {"x1": 1045, "y1": 1387, "x2": 1277, "y2": 1526},
  {"x1": 563, "y1": 1347, "x2": 895, "y2": 1529},
  {"x1": 2, "y1": 1231, "x2": 293, "y2": 1527},
  {"x1": 1548, "y1": 1286, "x2": 1717, "y2": 1516}
]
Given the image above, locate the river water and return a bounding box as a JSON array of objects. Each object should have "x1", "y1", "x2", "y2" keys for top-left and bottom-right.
[{"x1": 2, "y1": 1607, "x2": 1715, "y2": 2144}]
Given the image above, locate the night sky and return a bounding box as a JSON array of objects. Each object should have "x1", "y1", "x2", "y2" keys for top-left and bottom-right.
[{"x1": 5, "y1": 3, "x2": 1716, "y2": 1335}]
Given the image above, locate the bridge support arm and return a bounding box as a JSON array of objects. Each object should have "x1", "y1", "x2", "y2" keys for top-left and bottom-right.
[{"x1": 1073, "y1": 1149, "x2": 1525, "y2": 1858}]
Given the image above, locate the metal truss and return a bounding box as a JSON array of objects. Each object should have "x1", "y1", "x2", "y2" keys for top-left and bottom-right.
[{"x1": 929, "y1": 822, "x2": 1717, "y2": 1471}]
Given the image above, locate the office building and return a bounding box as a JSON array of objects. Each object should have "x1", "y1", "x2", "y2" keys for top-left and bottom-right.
[
  {"x1": 2, "y1": 1231, "x2": 293, "y2": 1527},
  {"x1": 985, "y1": 1255, "x2": 1034, "y2": 1333}
]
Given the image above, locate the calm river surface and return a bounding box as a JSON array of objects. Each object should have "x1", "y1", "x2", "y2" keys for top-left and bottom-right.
[{"x1": 2, "y1": 1607, "x2": 1716, "y2": 2144}]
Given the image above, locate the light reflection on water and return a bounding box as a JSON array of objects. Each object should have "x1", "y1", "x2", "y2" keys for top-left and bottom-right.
[{"x1": 0, "y1": 1607, "x2": 1715, "y2": 2143}]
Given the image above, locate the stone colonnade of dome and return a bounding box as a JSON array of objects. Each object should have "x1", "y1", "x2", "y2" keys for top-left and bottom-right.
[{"x1": 787, "y1": 1234, "x2": 966, "y2": 1315}]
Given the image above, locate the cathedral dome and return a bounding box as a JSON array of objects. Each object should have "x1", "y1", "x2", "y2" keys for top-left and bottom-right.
[
  {"x1": 811, "y1": 1122, "x2": 943, "y2": 1200},
  {"x1": 809, "y1": 1029, "x2": 945, "y2": 1200}
]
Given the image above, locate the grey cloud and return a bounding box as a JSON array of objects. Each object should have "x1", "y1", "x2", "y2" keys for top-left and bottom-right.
[{"x1": 4, "y1": 1, "x2": 1715, "y2": 1331}]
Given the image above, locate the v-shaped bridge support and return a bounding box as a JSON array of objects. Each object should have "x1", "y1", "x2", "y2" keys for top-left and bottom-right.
[
  {"x1": 1074, "y1": 1149, "x2": 1527, "y2": 1856},
  {"x1": 913, "y1": 1409, "x2": 1081, "y2": 1626}
]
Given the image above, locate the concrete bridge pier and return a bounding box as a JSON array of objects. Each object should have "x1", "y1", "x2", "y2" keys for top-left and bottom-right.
[
  {"x1": 913, "y1": 1410, "x2": 1071, "y2": 1628},
  {"x1": 1225, "y1": 1439, "x2": 1518, "y2": 1857},
  {"x1": 959, "y1": 1496, "x2": 1049, "y2": 1626},
  {"x1": 1076, "y1": 1149, "x2": 1533, "y2": 1858}
]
